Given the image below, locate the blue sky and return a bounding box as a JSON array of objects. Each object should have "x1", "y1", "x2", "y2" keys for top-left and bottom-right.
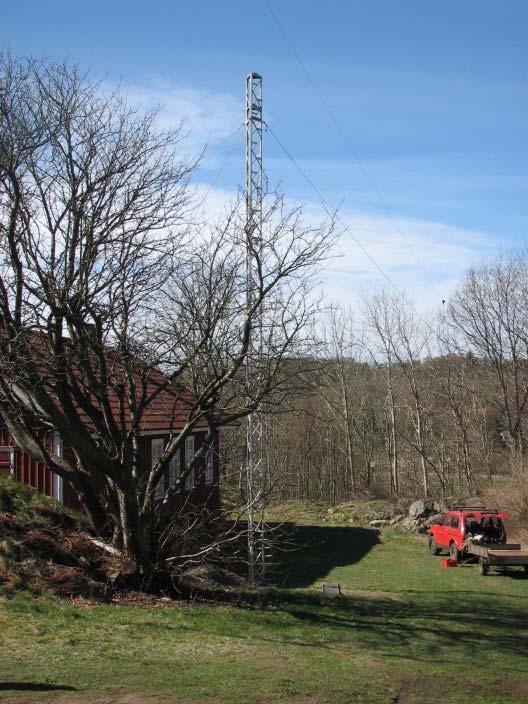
[{"x1": 3, "y1": 1, "x2": 527, "y2": 308}]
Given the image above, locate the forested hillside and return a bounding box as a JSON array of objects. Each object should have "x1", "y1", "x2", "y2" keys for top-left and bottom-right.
[{"x1": 222, "y1": 251, "x2": 528, "y2": 512}]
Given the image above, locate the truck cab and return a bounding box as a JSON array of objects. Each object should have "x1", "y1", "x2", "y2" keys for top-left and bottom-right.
[{"x1": 429, "y1": 506, "x2": 508, "y2": 560}]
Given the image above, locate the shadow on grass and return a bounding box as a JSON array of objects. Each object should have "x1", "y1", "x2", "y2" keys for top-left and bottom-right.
[
  {"x1": 194, "y1": 520, "x2": 528, "y2": 670},
  {"x1": 273, "y1": 523, "x2": 381, "y2": 588},
  {"x1": 194, "y1": 586, "x2": 528, "y2": 672},
  {"x1": 214, "y1": 521, "x2": 381, "y2": 589},
  {"x1": 286, "y1": 592, "x2": 528, "y2": 665},
  {"x1": 0, "y1": 683, "x2": 77, "y2": 692}
]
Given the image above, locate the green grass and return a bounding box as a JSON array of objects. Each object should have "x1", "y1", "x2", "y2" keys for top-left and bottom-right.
[
  {"x1": 264, "y1": 498, "x2": 397, "y2": 526},
  {"x1": 1, "y1": 511, "x2": 528, "y2": 703},
  {"x1": 0, "y1": 475, "x2": 83, "y2": 526}
]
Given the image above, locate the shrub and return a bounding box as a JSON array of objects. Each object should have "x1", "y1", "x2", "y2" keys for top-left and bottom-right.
[{"x1": 483, "y1": 471, "x2": 528, "y2": 542}]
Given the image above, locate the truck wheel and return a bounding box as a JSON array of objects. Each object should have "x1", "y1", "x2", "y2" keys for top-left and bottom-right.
[
  {"x1": 479, "y1": 558, "x2": 489, "y2": 576},
  {"x1": 450, "y1": 543, "x2": 460, "y2": 561},
  {"x1": 429, "y1": 536, "x2": 440, "y2": 555}
]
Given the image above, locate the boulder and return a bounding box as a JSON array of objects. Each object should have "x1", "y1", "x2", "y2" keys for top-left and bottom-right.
[
  {"x1": 398, "y1": 517, "x2": 416, "y2": 532},
  {"x1": 425, "y1": 513, "x2": 444, "y2": 527},
  {"x1": 369, "y1": 519, "x2": 388, "y2": 527},
  {"x1": 408, "y1": 499, "x2": 438, "y2": 518},
  {"x1": 397, "y1": 514, "x2": 431, "y2": 533},
  {"x1": 408, "y1": 500, "x2": 427, "y2": 518}
]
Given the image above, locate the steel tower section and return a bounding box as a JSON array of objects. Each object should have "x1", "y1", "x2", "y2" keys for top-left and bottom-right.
[{"x1": 245, "y1": 72, "x2": 268, "y2": 585}]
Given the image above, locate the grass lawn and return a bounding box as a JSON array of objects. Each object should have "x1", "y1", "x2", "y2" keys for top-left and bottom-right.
[{"x1": 1, "y1": 509, "x2": 528, "y2": 704}]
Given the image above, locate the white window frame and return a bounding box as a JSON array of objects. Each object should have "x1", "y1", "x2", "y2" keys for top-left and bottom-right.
[
  {"x1": 0, "y1": 447, "x2": 16, "y2": 475},
  {"x1": 205, "y1": 441, "x2": 214, "y2": 485},
  {"x1": 151, "y1": 438, "x2": 165, "y2": 500},
  {"x1": 51, "y1": 432, "x2": 63, "y2": 503},
  {"x1": 169, "y1": 450, "x2": 181, "y2": 492},
  {"x1": 185, "y1": 435, "x2": 194, "y2": 491}
]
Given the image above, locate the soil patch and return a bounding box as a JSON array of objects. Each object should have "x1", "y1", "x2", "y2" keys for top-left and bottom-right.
[
  {"x1": 0, "y1": 508, "x2": 132, "y2": 598},
  {"x1": 0, "y1": 693, "x2": 223, "y2": 704}
]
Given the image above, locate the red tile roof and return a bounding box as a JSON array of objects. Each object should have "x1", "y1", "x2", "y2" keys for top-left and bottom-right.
[{"x1": 8, "y1": 332, "x2": 231, "y2": 433}]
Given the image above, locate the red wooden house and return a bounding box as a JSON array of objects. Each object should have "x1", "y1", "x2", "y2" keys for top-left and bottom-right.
[{"x1": 0, "y1": 375, "x2": 230, "y2": 513}]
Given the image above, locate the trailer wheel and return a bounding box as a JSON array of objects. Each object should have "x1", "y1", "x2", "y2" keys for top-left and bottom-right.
[
  {"x1": 429, "y1": 536, "x2": 440, "y2": 555},
  {"x1": 450, "y1": 543, "x2": 460, "y2": 561},
  {"x1": 479, "y1": 558, "x2": 489, "y2": 576}
]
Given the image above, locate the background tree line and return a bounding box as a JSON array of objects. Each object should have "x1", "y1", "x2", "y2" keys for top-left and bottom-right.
[{"x1": 222, "y1": 251, "x2": 528, "y2": 504}]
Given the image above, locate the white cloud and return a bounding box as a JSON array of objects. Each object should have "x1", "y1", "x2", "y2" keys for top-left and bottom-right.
[
  {"x1": 315, "y1": 208, "x2": 496, "y2": 313},
  {"x1": 121, "y1": 80, "x2": 242, "y2": 156},
  {"x1": 108, "y1": 77, "x2": 499, "y2": 314},
  {"x1": 194, "y1": 183, "x2": 497, "y2": 313}
]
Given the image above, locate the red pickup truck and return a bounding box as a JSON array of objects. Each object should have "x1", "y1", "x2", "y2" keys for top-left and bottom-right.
[{"x1": 428, "y1": 506, "x2": 508, "y2": 560}]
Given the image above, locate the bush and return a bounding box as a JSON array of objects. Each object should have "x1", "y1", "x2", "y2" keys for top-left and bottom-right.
[{"x1": 483, "y1": 471, "x2": 528, "y2": 543}]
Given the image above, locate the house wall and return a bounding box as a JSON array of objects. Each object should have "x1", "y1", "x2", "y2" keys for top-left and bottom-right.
[
  {"x1": 145, "y1": 430, "x2": 221, "y2": 512},
  {"x1": 0, "y1": 425, "x2": 54, "y2": 497},
  {"x1": 0, "y1": 423, "x2": 221, "y2": 513}
]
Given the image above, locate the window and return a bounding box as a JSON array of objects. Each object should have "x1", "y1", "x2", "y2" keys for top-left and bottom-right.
[
  {"x1": 169, "y1": 450, "x2": 181, "y2": 491},
  {"x1": 51, "y1": 432, "x2": 63, "y2": 503},
  {"x1": 185, "y1": 435, "x2": 194, "y2": 491},
  {"x1": 450, "y1": 516, "x2": 459, "y2": 529},
  {"x1": 0, "y1": 447, "x2": 15, "y2": 475},
  {"x1": 205, "y1": 441, "x2": 214, "y2": 485},
  {"x1": 52, "y1": 432, "x2": 62, "y2": 458},
  {"x1": 151, "y1": 438, "x2": 165, "y2": 500}
]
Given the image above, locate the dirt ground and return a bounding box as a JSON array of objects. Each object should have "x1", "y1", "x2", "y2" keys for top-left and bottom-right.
[{"x1": 0, "y1": 693, "x2": 222, "y2": 704}]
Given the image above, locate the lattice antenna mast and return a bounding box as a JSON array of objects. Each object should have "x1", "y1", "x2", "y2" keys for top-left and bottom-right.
[{"x1": 245, "y1": 72, "x2": 268, "y2": 585}]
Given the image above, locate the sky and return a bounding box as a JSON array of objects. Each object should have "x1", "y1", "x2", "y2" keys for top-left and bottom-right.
[{"x1": 2, "y1": 0, "x2": 527, "y2": 312}]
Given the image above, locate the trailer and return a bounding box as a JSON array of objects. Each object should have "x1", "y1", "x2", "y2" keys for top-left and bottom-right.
[{"x1": 464, "y1": 541, "x2": 528, "y2": 576}]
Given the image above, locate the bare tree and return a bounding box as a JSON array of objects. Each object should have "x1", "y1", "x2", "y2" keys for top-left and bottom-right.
[
  {"x1": 364, "y1": 290, "x2": 445, "y2": 497},
  {"x1": 0, "y1": 54, "x2": 334, "y2": 582},
  {"x1": 363, "y1": 291, "x2": 401, "y2": 494},
  {"x1": 449, "y1": 254, "x2": 528, "y2": 469},
  {"x1": 431, "y1": 319, "x2": 482, "y2": 496},
  {"x1": 316, "y1": 308, "x2": 362, "y2": 494}
]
